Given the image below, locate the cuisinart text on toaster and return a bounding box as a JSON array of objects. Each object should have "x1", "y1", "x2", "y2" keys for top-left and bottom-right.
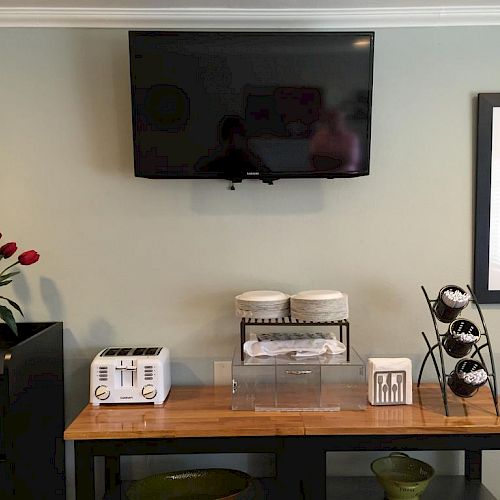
[{"x1": 90, "y1": 347, "x2": 171, "y2": 405}]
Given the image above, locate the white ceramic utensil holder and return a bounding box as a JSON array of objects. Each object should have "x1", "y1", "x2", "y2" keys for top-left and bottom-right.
[{"x1": 368, "y1": 358, "x2": 412, "y2": 406}]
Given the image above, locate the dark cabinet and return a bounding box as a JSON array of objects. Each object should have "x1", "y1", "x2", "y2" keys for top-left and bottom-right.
[{"x1": 0, "y1": 322, "x2": 65, "y2": 499}]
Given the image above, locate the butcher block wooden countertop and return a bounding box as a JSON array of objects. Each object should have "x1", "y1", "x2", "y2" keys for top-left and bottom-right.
[{"x1": 64, "y1": 384, "x2": 500, "y2": 441}]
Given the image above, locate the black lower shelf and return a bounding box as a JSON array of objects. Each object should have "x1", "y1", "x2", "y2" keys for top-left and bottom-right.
[
  {"x1": 104, "y1": 476, "x2": 496, "y2": 499},
  {"x1": 328, "y1": 476, "x2": 496, "y2": 500}
]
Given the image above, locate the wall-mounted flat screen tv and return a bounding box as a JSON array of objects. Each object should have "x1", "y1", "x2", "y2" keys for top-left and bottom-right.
[{"x1": 129, "y1": 31, "x2": 374, "y2": 183}]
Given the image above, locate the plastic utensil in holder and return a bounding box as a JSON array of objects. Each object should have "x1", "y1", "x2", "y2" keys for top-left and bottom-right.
[
  {"x1": 448, "y1": 359, "x2": 488, "y2": 398},
  {"x1": 434, "y1": 285, "x2": 469, "y2": 323},
  {"x1": 443, "y1": 319, "x2": 480, "y2": 358}
]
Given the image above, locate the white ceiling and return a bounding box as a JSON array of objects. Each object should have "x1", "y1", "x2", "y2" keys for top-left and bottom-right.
[{"x1": 1, "y1": 0, "x2": 500, "y2": 6}]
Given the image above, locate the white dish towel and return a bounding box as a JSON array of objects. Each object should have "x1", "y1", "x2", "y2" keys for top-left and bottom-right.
[{"x1": 243, "y1": 339, "x2": 346, "y2": 358}]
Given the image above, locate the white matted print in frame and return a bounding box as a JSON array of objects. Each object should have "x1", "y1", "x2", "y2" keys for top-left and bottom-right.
[{"x1": 475, "y1": 94, "x2": 500, "y2": 302}]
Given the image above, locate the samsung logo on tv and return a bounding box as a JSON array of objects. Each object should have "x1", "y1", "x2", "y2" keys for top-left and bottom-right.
[{"x1": 247, "y1": 172, "x2": 259, "y2": 176}]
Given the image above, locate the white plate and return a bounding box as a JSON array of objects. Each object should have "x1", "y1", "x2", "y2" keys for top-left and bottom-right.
[
  {"x1": 235, "y1": 290, "x2": 290, "y2": 302},
  {"x1": 292, "y1": 290, "x2": 344, "y2": 301}
]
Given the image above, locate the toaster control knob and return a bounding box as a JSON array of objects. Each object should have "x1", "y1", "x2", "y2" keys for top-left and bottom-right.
[
  {"x1": 95, "y1": 385, "x2": 110, "y2": 400},
  {"x1": 142, "y1": 384, "x2": 157, "y2": 399}
]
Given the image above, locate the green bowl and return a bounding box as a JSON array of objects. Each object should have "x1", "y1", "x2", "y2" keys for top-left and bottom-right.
[
  {"x1": 126, "y1": 468, "x2": 253, "y2": 500},
  {"x1": 371, "y1": 453, "x2": 435, "y2": 500}
]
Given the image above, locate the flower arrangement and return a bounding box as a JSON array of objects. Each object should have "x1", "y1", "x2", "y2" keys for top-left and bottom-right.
[{"x1": 0, "y1": 232, "x2": 40, "y2": 335}]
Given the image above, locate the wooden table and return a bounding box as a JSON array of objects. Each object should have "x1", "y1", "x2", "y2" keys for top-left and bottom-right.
[{"x1": 65, "y1": 384, "x2": 500, "y2": 499}]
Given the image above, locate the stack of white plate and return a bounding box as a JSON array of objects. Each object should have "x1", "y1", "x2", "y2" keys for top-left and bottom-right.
[
  {"x1": 291, "y1": 290, "x2": 348, "y2": 322},
  {"x1": 235, "y1": 290, "x2": 290, "y2": 319}
]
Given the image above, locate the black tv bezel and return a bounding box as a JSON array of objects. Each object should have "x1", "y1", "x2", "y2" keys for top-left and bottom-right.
[{"x1": 129, "y1": 31, "x2": 375, "y2": 183}]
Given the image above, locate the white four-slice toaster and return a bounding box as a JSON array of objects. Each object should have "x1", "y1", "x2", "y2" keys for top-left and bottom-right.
[{"x1": 90, "y1": 347, "x2": 171, "y2": 405}]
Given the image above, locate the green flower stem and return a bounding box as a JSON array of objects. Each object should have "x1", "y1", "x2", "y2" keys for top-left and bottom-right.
[{"x1": 0, "y1": 261, "x2": 20, "y2": 276}]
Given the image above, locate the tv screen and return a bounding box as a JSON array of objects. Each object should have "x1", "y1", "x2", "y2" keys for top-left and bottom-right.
[{"x1": 129, "y1": 31, "x2": 374, "y2": 183}]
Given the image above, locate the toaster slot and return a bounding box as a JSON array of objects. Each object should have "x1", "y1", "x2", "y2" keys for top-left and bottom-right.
[{"x1": 102, "y1": 348, "x2": 119, "y2": 357}]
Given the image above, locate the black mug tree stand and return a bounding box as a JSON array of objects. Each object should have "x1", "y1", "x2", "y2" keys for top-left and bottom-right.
[{"x1": 417, "y1": 285, "x2": 499, "y2": 416}]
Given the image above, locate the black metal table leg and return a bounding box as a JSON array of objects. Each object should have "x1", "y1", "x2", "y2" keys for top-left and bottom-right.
[
  {"x1": 74, "y1": 441, "x2": 95, "y2": 500},
  {"x1": 300, "y1": 443, "x2": 326, "y2": 500},
  {"x1": 465, "y1": 450, "x2": 482, "y2": 481},
  {"x1": 275, "y1": 438, "x2": 303, "y2": 500},
  {"x1": 275, "y1": 438, "x2": 326, "y2": 500},
  {"x1": 105, "y1": 456, "x2": 121, "y2": 496}
]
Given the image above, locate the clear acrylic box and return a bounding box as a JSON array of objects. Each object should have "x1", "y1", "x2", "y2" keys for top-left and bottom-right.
[{"x1": 232, "y1": 346, "x2": 367, "y2": 411}]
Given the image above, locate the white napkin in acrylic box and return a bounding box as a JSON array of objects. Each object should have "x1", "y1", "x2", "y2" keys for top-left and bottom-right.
[{"x1": 368, "y1": 358, "x2": 412, "y2": 406}]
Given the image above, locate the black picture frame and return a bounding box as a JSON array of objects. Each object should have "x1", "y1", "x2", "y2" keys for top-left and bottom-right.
[{"x1": 474, "y1": 93, "x2": 500, "y2": 303}]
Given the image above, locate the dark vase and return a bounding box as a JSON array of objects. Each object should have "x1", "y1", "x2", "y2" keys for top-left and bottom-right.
[
  {"x1": 0, "y1": 322, "x2": 65, "y2": 499},
  {"x1": 0, "y1": 322, "x2": 52, "y2": 347}
]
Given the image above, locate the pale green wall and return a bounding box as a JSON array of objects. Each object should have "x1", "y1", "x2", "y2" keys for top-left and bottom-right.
[{"x1": 1, "y1": 26, "x2": 500, "y2": 498}]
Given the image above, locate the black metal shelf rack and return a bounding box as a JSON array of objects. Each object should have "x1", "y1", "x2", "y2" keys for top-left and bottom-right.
[
  {"x1": 239, "y1": 317, "x2": 350, "y2": 361},
  {"x1": 417, "y1": 285, "x2": 499, "y2": 416}
]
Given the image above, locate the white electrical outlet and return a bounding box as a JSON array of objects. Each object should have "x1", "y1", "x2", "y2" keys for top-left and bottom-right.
[{"x1": 214, "y1": 361, "x2": 232, "y2": 386}]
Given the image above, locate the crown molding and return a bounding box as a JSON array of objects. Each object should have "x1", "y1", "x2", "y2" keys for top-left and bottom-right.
[{"x1": 1, "y1": 6, "x2": 500, "y2": 29}]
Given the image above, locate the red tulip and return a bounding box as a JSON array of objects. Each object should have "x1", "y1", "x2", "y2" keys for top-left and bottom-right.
[
  {"x1": 18, "y1": 250, "x2": 39, "y2": 265},
  {"x1": 0, "y1": 242, "x2": 17, "y2": 258}
]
